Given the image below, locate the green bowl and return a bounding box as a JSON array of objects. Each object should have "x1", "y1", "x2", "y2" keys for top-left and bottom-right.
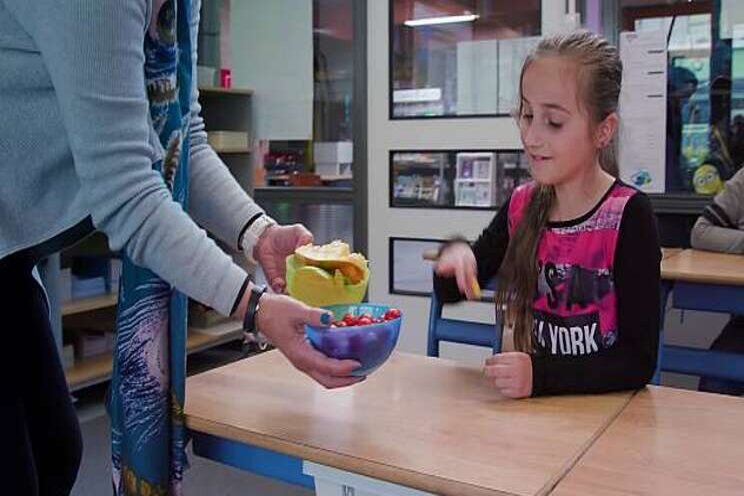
[{"x1": 285, "y1": 254, "x2": 369, "y2": 307}]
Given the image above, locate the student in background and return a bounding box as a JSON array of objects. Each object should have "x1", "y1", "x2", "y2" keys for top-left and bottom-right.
[
  {"x1": 434, "y1": 31, "x2": 661, "y2": 398},
  {"x1": 691, "y1": 166, "x2": 744, "y2": 395}
]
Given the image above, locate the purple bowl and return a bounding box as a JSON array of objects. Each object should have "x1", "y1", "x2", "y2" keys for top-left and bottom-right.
[{"x1": 305, "y1": 304, "x2": 402, "y2": 377}]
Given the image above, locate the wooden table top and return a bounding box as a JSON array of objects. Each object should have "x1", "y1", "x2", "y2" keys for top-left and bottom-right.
[
  {"x1": 185, "y1": 351, "x2": 632, "y2": 496},
  {"x1": 426, "y1": 248, "x2": 683, "y2": 263},
  {"x1": 661, "y1": 249, "x2": 744, "y2": 285},
  {"x1": 660, "y1": 247, "x2": 683, "y2": 260},
  {"x1": 551, "y1": 386, "x2": 744, "y2": 496}
]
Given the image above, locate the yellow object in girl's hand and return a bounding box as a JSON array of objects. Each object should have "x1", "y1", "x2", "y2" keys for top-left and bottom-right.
[{"x1": 471, "y1": 279, "x2": 482, "y2": 299}]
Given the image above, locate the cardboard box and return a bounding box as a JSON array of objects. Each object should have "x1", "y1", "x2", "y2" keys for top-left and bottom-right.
[
  {"x1": 315, "y1": 162, "x2": 352, "y2": 177},
  {"x1": 74, "y1": 330, "x2": 114, "y2": 359},
  {"x1": 313, "y1": 141, "x2": 353, "y2": 164},
  {"x1": 207, "y1": 131, "x2": 250, "y2": 150}
]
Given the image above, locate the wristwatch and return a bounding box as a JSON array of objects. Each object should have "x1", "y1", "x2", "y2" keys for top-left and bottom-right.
[
  {"x1": 242, "y1": 284, "x2": 268, "y2": 337},
  {"x1": 240, "y1": 214, "x2": 277, "y2": 264}
]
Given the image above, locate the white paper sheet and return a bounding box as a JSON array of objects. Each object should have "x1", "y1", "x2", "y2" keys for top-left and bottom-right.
[{"x1": 618, "y1": 30, "x2": 668, "y2": 193}]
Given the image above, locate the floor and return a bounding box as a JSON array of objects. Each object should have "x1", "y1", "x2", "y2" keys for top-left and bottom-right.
[{"x1": 71, "y1": 343, "x2": 313, "y2": 496}]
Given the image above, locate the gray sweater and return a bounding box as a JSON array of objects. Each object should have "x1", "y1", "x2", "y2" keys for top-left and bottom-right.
[
  {"x1": 691, "y1": 167, "x2": 744, "y2": 254},
  {"x1": 0, "y1": 0, "x2": 261, "y2": 315}
]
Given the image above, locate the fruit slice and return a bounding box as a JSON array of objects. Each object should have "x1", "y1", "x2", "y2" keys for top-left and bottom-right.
[
  {"x1": 294, "y1": 241, "x2": 368, "y2": 284},
  {"x1": 286, "y1": 254, "x2": 369, "y2": 307}
]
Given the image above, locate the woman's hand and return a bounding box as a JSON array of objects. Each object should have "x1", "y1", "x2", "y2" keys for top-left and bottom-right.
[
  {"x1": 255, "y1": 293, "x2": 364, "y2": 388},
  {"x1": 434, "y1": 242, "x2": 480, "y2": 299},
  {"x1": 254, "y1": 224, "x2": 313, "y2": 293},
  {"x1": 483, "y1": 352, "x2": 533, "y2": 399}
]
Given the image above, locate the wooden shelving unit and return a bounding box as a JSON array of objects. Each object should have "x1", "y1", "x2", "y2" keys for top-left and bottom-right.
[
  {"x1": 46, "y1": 86, "x2": 255, "y2": 393},
  {"x1": 65, "y1": 320, "x2": 244, "y2": 392},
  {"x1": 198, "y1": 86, "x2": 253, "y2": 96},
  {"x1": 62, "y1": 293, "x2": 118, "y2": 316},
  {"x1": 212, "y1": 145, "x2": 252, "y2": 154},
  {"x1": 198, "y1": 85, "x2": 254, "y2": 195}
]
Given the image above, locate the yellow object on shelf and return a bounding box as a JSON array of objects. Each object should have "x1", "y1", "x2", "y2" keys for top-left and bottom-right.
[{"x1": 286, "y1": 254, "x2": 369, "y2": 307}]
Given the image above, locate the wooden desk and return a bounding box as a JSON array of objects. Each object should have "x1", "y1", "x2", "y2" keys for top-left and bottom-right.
[
  {"x1": 552, "y1": 386, "x2": 744, "y2": 496},
  {"x1": 660, "y1": 247, "x2": 683, "y2": 261},
  {"x1": 661, "y1": 249, "x2": 744, "y2": 285},
  {"x1": 185, "y1": 351, "x2": 633, "y2": 496},
  {"x1": 656, "y1": 249, "x2": 744, "y2": 382}
]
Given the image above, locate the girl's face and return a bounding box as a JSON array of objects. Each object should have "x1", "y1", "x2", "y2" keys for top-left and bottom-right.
[{"x1": 518, "y1": 56, "x2": 609, "y2": 186}]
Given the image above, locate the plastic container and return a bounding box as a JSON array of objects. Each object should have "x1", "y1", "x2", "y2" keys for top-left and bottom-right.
[
  {"x1": 305, "y1": 304, "x2": 401, "y2": 377},
  {"x1": 286, "y1": 255, "x2": 369, "y2": 307}
]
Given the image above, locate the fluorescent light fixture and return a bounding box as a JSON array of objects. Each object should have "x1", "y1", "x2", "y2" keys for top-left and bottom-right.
[{"x1": 404, "y1": 14, "x2": 479, "y2": 27}]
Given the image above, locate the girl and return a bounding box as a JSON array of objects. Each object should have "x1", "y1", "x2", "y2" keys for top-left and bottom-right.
[{"x1": 435, "y1": 31, "x2": 661, "y2": 398}]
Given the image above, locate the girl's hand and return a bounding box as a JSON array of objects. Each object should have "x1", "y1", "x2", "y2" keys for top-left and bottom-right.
[
  {"x1": 434, "y1": 242, "x2": 480, "y2": 300},
  {"x1": 484, "y1": 352, "x2": 533, "y2": 398}
]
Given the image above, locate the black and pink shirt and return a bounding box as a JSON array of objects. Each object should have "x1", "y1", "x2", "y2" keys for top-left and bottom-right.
[{"x1": 435, "y1": 180, "x2": 661, "y2": 396}]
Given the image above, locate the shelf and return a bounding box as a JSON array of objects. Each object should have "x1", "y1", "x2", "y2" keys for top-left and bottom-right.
[
  {"x1": 393, "y1": 162, "x2": 450, "y2": 172},
  {"x1": 254, "y1": 186, "x2": 354, "y2": 204},
  {"x1": 62, "y1": 293, "x2": 118, "y2": 316},
  {"x1": 65, "y1": 352, "x2": 113, "y2": 392},
  {"x1": 648, "y1": 193, "x2": 710, "y2": 216},
  {"x1": 212, "y1": 145, "x2": 252, "y2": 154},
  {"x1": 198, "y1": 86, "x2": 253, "y2": 96},
  {"x1": 65, "y1": 320, "x2": 243, "y2": 392},
  {"x1": 186, "y1": 320, "x2": 244, "y2": 354},
  {"x1": 392, "y1": 197, "x2": 442, "y2": 207}
]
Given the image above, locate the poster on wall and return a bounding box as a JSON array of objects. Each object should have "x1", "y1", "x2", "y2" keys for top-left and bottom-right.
[{"x1": 618, "y1": 30, "x2": 668, "y2": 193}]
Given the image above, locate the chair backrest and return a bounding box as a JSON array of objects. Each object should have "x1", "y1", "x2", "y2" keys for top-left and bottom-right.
[{"x1": 426, "y1": 278, "x2": 503, "y2": 357}]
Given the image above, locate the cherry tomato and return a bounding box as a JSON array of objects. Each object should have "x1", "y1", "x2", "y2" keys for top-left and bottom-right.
[
  {"x1": 384, "y1": 308, "x2": 401, "y2": 320},
  {"x1": 357, "y1": 317, "x2": 372, "y2": 326},
  {"x1": 342, "y1": 313, "x2": 356, "y2": 325}
]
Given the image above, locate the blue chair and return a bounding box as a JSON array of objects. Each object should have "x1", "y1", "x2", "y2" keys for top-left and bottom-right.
[
  {"x1": 426, "y1": 279, "x2": 502, "y2": 357},
  {"x1": 427, "y1": 276, "x2": 666, "y2": 387},
  {"x1": 656, "y1": 280, "x2": 744, "y2": 385}
]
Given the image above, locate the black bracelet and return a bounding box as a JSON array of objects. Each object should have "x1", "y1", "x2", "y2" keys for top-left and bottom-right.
[
  {"x1": 237, "y1": 212, "x2": 265, "y2": 251},
  {"x1": 243, "y1": 284, "x2": 268, "y2": 334}
]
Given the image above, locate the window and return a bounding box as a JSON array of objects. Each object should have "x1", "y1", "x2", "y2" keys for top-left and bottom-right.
[
  {"x1": 623, "y1": 0, "x2": 744, "y2": 194},
  {"x1": 391, "y1": 150, "x2": 530, "y2": 209},
  {"x1": 390, "y1": 0, "x2": 541, "y2": 118}
]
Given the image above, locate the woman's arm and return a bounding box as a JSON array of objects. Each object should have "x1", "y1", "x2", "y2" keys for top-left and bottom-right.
[{"x1": 6, "y1": 0, "x2": 246, "y2": 315}]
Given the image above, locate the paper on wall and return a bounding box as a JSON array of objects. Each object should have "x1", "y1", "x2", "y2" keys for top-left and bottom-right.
[{"x1": 618, "y1": 30, "x2": 668, "y2": 193}]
